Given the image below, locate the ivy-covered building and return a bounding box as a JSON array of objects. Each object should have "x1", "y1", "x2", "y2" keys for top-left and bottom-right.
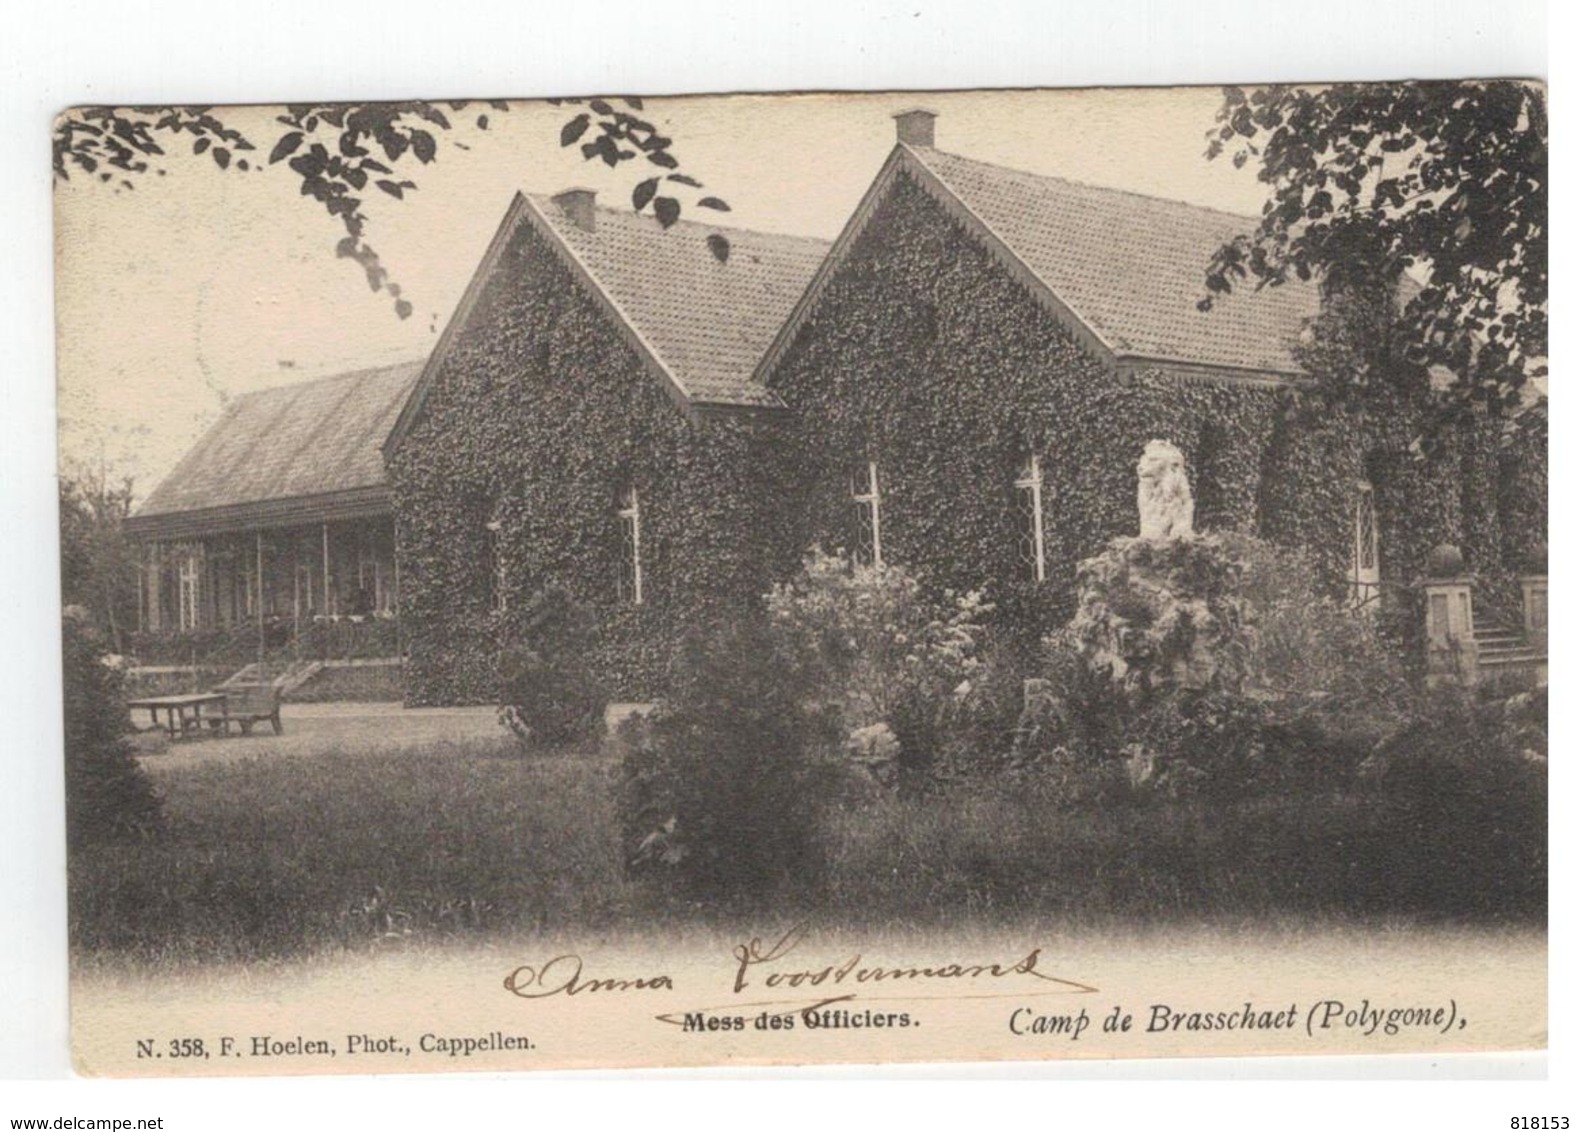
[
  {"x1": 139, "y1": 110, "x2": 1539, "y2": 702},
  {"x1": 382, "y1": 188, "x2": 829, "y2": 703},
  {"x1": 753, "y1": 110, "x2": 1548, "y2": 655}
]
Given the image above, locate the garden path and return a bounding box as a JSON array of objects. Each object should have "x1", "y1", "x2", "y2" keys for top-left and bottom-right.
[{"x1": 131, "y1": 701, "x2": 501, "y2": 770}]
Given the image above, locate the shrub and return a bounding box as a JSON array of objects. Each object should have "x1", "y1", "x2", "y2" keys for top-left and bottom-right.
[
  {"x1": 1235, "y1": 535, "x2": 1411, "y2": 716},
  {"x1": 1015, "y1": 531, "x2": 1422, "y2": 803},
  {"x1": 615, "y1": 615, "x2": 843, "y2": 900},
  {"x1": 63, "y1": 608, "x2": 162, "y2": 850},
  {"x1": 1353, "y1": 685, "x2": 1546, "y2": 918},
  {"x1": 1063, "y1": 534, "x2": 1255, "y2": 703},
  {"x1": 498, "y1": 585, "x2": 606, "y2": 748},
  {"x1": 765, "y1": 548, "x2": 993, "y2": 785}
]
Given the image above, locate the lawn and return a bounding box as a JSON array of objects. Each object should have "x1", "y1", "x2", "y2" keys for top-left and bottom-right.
[
  {"x1": 70, "y1": 702, "x2": 1545, "y2": 972},
  {"x1": 71, "y1": 709, "x2": 636, "y2": 968}
]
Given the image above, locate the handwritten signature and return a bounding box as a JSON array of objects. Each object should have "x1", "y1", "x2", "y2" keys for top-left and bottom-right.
[
  {"x1": 728, "y1": 923, "x2": 1096, "y2": 996},
  {"x1": 502, "y1": 924, "x2": 1097, "y2": 1019}
]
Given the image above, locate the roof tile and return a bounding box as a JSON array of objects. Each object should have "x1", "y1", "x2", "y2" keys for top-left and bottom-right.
[
  {"x1": 531, "y1": 197, "x2": 829, "y2": 406},
  {"x1": 911, "y1": 147, "x2": 1320, "y2": 374}
]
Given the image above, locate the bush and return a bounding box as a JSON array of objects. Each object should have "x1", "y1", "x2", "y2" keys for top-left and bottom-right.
[
  {"x1": 615, "y1": 615, "x2": 843, "y2": 900},
  {"x1": 1064, "y1": 534, "x2": 1255, "y2": 703},
  {"x1": 63, "y1": 608, "x2": 162, "y2": 850},
  {"x1": 1013, "y1": 531, "x2": 1421, "y2": 803},
  {"x1": 765, "y1": 548, "x2": 994, "y2": 786},
  {"x1": 1353, "y1": 685, "x2": 1546, "y2": 918},
  {"x1": 1235, "y1": 536, "x2": 1411, "y2": 716},
  {"x1": 498, "y1": 585, "x2": 606, "y2": 748}
]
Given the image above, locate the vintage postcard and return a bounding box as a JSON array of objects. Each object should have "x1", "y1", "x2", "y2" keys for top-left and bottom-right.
[{"x1": 54, "y1": 84, "x2": 1547, "y2": 1075}]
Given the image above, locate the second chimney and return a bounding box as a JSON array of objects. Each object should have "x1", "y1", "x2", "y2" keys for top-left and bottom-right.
[
  {"x1": 893, "y1": 108, "x2": 937, "y2": 148},
  {"x1": 552, "y1": 188, "x2": 597, "y2": 232}
]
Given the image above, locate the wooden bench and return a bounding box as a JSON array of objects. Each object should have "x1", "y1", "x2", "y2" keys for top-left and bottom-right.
[{"x1": 209, "y1": 682, "x2": 283, "y2": 736}]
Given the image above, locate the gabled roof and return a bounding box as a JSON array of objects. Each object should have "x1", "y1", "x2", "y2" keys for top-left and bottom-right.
[
  {"x1": 757, "y1": 143, "x2": 1324, "y2": 386},
  {"x1": 128, "y1": 361, "x2": 423, "y2": 537},
  {"x1": 533, "y1": 195, "x2": 830, "y2": 407},
  {"x1": 387, "y1": 192, "x2": 829, "y2": 448}
]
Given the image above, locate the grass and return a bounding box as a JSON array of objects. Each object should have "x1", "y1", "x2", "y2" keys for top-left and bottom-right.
[
  {"x1": 71, "y1": 715, "x2": 1545, "y2": 970},
  {"x1": 70, "y1": 734, "x2": 635, "y2": 968},
  {"x1": 286, "y1": 664, "x2": 403, "y2": 702},
  {"x1": 818, "y1": 784, "x2": 1545, "y2": 928}
]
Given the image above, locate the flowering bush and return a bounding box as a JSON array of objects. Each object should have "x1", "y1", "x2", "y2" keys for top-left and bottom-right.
[
  {"x1": 1016, "y1": 530, "x2": 1427, "y2": 804},
  {"x1": 1063, "y1": 534, "x2": 1255, "y2": 704},
  {"x1": 765, "y1": 548, "x2": 995, "y2": 784}
]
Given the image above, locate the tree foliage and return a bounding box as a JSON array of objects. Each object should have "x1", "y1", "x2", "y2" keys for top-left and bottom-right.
[
  {"x1": 54, "y1": 97, "x2": 727, "y2": 317},
  {"x1": 1203, "y1": 81, "x2": 1547, "y2": 416},
  {"x1": 59, "y1": 463, "x2": 138, "y2": 654},
  {"x1": 551, "y1": 96, "x2": 730, "y2": 250},
  {"x1": 63, "y1": 609, "x2": 163, "y2": 849}
]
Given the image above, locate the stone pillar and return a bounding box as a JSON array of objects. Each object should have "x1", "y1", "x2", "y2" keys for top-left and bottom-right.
[
  {"x1": 145, "y1": 542, "x2": 163, "y2": 632},
  {"x1": 1423, "y1": 576, "x2": 1478, "y2": 685},
  {"x1": 1520, "y1": 574, "x2": 1547, "y2": 651}
]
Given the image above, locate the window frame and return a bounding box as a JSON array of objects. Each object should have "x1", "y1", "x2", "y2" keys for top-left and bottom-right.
[
  {"x1": 1349, "y1": 479, "x2": 1380, "y2": 610},
  {"x1": 850, "y1": 459, "x2": 883, "y2": 567},
  {"x1": 618, "y1": 485, "x2": 644, "y2": 606},
  {"x1": 1015, "y1": 452, "x2": 1048, "y2": 583},
  {"x1": 484, "y1": 514, "x2": 507, "y2": 614},
  {"x1": 177, "y1": 547, "x2": 201, "y2": 630}
]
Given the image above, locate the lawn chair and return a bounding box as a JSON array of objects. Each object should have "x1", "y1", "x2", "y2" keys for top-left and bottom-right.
[{"x1": 214, "y1": 681, "x2": 283, "y2": 736}]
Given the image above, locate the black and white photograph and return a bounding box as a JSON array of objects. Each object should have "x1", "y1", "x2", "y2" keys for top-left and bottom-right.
[{"x1": 45, "y1": 76, "x2": 1546, "y2": 1080}]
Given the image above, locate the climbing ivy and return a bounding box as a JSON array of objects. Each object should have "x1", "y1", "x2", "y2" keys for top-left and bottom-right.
[
  {"x1": 387, "y1": 218, "x2": 781, "y2": 704},
  {"x1": 762, "y1": 173, "x2": 1542, "y2": 661},
  {"x1": 388, "y1": 172, "x2": 1545, "y2": 704}
]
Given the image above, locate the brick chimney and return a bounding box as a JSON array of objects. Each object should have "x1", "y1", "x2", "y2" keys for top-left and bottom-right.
[
  {"x1": 893, "y1": 108, "x2": 937, "y2": 148},
  {"x1": 552, "y1": 188, "x2": 597, "y2": 232}
]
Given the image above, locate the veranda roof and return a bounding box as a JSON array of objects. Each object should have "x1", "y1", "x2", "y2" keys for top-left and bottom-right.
[{"x1": 127, "y1": 361, "x2": 423, "y2": 540}]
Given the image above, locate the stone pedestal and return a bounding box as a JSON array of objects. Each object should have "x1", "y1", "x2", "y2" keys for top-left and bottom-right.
[
  {"x1": 1520, "y1": 574, "x2": 1548, "y2": 651},
  {"x1": 1423, "y1": 577, "x2": 1477, "y2": 685}
]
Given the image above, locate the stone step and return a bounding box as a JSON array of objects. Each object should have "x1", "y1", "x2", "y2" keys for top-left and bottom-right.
[{"x1": 1479, "y1": 650, "x2": 1545, "y2": 666}]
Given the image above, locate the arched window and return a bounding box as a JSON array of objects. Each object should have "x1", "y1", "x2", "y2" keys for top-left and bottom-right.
[
  {"x1": 1349, "y1": 480, "x2": 1380, "y2": 610},
  {"x1": 849, "y1": 461, "x2": 883, "y2": 566},
  {"x1": 1014, "y1": 453, "x2": 1048, "y2": 583},
  {"x1": 618, "y1": 485, "x2": 643, "y2": 605}
]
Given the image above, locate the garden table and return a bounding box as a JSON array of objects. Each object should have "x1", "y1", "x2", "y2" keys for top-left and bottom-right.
[{"x1": 126, "y1": 692, "x2": 231, "y2": 739}]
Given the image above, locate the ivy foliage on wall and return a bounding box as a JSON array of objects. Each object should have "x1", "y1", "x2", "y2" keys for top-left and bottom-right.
[
  {"x1": 387, "y1": 217, "x2": 780, "y2": 704},
  {"x1": 762, "y1": 172, "x2": 1543, "y2": 658},
  {"x1": 388, "y1": 174, "x2": 1546, "y2": 705}
]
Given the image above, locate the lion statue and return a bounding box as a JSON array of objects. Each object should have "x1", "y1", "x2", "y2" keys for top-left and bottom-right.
[{"x1": 1136, "y1": 439, "x2": 1194, "y2": 539}]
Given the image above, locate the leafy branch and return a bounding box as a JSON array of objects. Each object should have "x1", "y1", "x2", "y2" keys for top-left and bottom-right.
[
  {"x1": 1202, "y1": 81, "x2": 1546, "y2": 420},
  {"x1": 552, "y1": 96, "x2": 732, "y2": 260},
  {"x1": 54, "y1": 96, "x2": 733, "y2": 317}
]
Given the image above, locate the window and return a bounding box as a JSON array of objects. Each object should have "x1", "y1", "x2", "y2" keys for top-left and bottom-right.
[
  {"x1": 485, "y1": 516, "x2": 507, "y2": 613},
  {"x1": 242, "y1": 551, "x2": 258, "y2": 619},
  {"x1": 1349, "y1": 480, "x2": 1380, "y2": 610},
  {"x1": 1015, "y1": 453, "x2": 1048, "y2": 583},
  {"x1": 177, "y1": 547, "x2": 202, "y2": 630},
  {"x1": 850, "y1": 460, "x2": 883, "y2": 566},
  {"x1": 618, "y1": 485, "x2": 643, "y2": 605},
  {"x1": 356, "y1": 542, "x2": 383, "y2": 615}
]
